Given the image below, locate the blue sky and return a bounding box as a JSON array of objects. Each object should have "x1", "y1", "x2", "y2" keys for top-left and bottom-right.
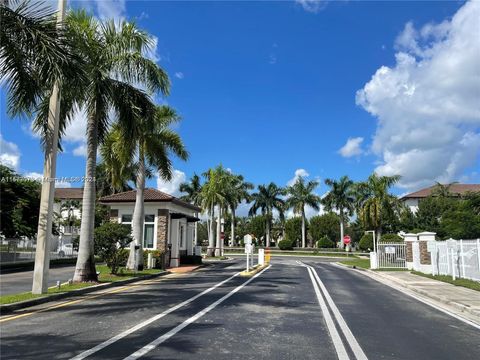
[{"x1": 1, "y1": 0, "x2": 479, "y2": 207}]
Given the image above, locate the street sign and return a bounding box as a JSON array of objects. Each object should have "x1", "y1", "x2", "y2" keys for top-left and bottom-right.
[
  {"x1": 385, "y1": 246, "x2": 396, "y2": 254},
  {"x1": 220, "y1": 232, "x2": 225, "y2": 240},
  {"x1": 245, "y1": 243, "x2": 253, "y2": 253},
  {"x1": 343, "y1": 235, "x2": 351, "y2": 244},
  {"x1": 244, "y1": 234, "x2": 253, "y2": 245}
]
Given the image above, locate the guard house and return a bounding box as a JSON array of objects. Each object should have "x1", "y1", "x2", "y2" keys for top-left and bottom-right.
[{"x1": 99, "y1": 188, "x2": 201, "y2": 268}]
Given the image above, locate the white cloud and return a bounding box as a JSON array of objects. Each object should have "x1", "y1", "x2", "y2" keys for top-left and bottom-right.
[
  {"x1": 174, "y1": 72, "x2": 184, "y2": 79},
  {"x1": 73, "y1": 144, "x2": 87, "y2": 157},
  {"x1": 0, "y1": 134, "x2": 21, "y2": 170},
  {"x1": 94, "y1": 0, "x2": 126, "y2": 21},
  {"x1": 143, "y1": 35, "x2": 161, "y2": 63},
  {"x1": 23, "y1": 171, "x2": 71, "y2": 187},
  {"x1": 356, "y1": 1, "x2": 480, "y2": 191},
  {"x1": 295, "y1": 0, "x2": 328, "y2": 13},
  {"x1": 339, "y1": 137, "x2": 364, "y2": 157},
  {"x1": 157, "y1": 169, "x2": 186, "y2": 196},
  {"x1": 269, "y1": 54, "x2": 277, "y2": 65},
  {"x1": 287, "y1": 168, "x2": 309, "y2": 186}
]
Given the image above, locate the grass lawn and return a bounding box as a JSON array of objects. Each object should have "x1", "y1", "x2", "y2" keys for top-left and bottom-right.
[
  {"x1": 0, "y1": 265, "x2": 164, "y2": 305},
  {"x1": 339, "y1": 258, "x2": 370, "y2": 269},
  {"x1": 411, "y1": 271, "x2": 480, "y2": 292}
]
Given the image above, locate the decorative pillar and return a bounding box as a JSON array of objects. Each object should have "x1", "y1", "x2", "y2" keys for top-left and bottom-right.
[
  {"x1": 417, "y1": 232, "x2": 436, "y2": 274},
  {"x1": 403, "y1": 233, "x2": 418, "y2": 270}
]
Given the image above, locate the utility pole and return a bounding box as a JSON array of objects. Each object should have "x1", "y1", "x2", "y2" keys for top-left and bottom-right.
[{"x1": 32, "y1": 0, "x2": 66, "y2": 294}]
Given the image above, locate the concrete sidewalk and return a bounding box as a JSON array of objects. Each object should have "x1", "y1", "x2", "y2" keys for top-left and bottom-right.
[{"x1": 364, "y1": 270, "x2": 480, "y2": 323}]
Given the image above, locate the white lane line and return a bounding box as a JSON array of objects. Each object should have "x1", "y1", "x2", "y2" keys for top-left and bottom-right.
[
  {"x1": 343, "y1": 265, "x2": 480, "y2": 331},
  {"x1": 70, "y1": 271, "x2": 241, "y2": 360},
  {"x1": 123, "y1": 265, "x2": 271, "y2": 360},
  {"x1": 306, "y1": 267, "x2": 350, "y2": 360},
  {"x1": 308, "y1": 265, "x2": 368, "y2": 360}
]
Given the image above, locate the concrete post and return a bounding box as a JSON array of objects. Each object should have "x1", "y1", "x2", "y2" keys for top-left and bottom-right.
[
  {"x1": 370, "y1": 252, "x2": 378, "y2": 269},
  {"x1": 403, "y1": 233, "x2": 418, "y2": 271},
  {"x1": 417, "y1": 232, "x2": 436, "y2": 274},
  {"x1": 32, "y1": 0, "x2": 66, "y2": 295}
]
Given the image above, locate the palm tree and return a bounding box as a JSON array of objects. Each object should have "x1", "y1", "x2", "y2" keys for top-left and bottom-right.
[
  {"x1": 226, "y1": 174, "x2": 253, "y2": 246},
  {"x1": 95, "y1": 162, "x2": 133, "y2": 198},
  {"x1": 249, "y1": 183, "x2": 285, "y2": 247},
  {"x1": 322, "y1": 176, "x2": 355, "y2": 248},
  {"x1": 200, "y1": 166, "x2": 229, "y2": 257},
  {"x1": 65, "y1": 11, "x2": 169, "y2": 282},
  {"x1": 180, "y1": 174, "x2": 203, "y2": 246},
  {"x1": 431, "y1": 182, "x2": 458, "y2": 198},
  {"x1": 355, "y1": 173, "x2": 401, "y2": 241},
  {"x1": 102, "y1": 105, "x2": 188, "y2": 270},
  {"x1": 286, "y1": 177, "x2": 321, "y2": 248}
]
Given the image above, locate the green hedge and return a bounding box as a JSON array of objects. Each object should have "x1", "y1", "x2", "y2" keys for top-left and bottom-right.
[
  {"x1": 278, "y1": 239, "x2": 294, "y2": 250},
  {"x1": 316, "y1": 236, "x2": 335, "y2": 248},
  {"x1": 359, "y1": 234, "x2": 373, "y2": 251},
  {"x1": 379, "y1": 233, "x2": 403, "y2": 243}
]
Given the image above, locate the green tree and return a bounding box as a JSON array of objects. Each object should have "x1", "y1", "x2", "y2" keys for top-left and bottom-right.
[
  {"x1": 94, "y1": 222, "x2": 132, "y2": 275},
  {"x1": 286, "y1": 177, "x2": 320, "y2": 248},
  {"x1": 64, "y1": 11, "x2": 169, "y2": 282},
  {"x1": 354, "y1": 173, "x2": 401, "y2": 241},
  {"x1": 249, "y1": 183, "x2": 285, "y2": 247},
  {"x1": 0, "y1": 165, "x2": 41, "y2": 238},
  {"x1": 247, "y1": 215, "x2": 267, "y2": 244},
  {"x1": 309, "y1": 213, "x2": 340, "y2": 244},
  {"x1": 322, "y1": 176, "x2": 355, "y2": 248},
  {"x1": 102, "y1": 106, "x2": 188, "y2": 270},
  {"x1": 284, "y1": 217, "x2": 302, "y2": 247}
]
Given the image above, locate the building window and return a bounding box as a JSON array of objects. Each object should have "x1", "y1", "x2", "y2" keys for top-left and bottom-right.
[
  {"x1": 121, "y1": 214, "x2": 132, "y2": 231},
  {"x1": 144, "y1": 215, "x2": 155, "y2": 249},
  {"x1": 179, "y1": 224, "x2": 184, "y2": 248}
]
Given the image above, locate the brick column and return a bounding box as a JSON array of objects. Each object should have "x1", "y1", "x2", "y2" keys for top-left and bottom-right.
[
  {"x1": 157, "y1": 209, "x2": 169, "y2": 252},
  {"x1": 403, "y1": 233, "x2": 417, "y2": 270},
  {"x1": 418, "y1": 232, "x2": 436, "y2": 273}
]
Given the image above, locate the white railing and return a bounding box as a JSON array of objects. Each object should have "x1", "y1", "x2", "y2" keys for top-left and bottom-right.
[
  {"x1": 430, "y1": 239, "x2": 480, "y2": 281},
  {"x1": 377, "y1": 243, "x2": 407, "y2": 269}
]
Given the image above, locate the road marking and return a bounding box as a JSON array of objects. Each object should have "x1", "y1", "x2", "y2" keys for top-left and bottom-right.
[
  {"x1": 306, "y1": 266, "x2": 350, "y2": 360},
  {"x1": 341, "y1": 265, "x2": 480, "y2": 330},
  {"x1": 70, "y1": 271, "x2": 242, "y2": 360},
  {"x1": 122, "y1": 265, "x2": 271, "y2": 360},
  {"x1": 0, "y1": 284, "x2": 134, "y2": 323},
  {"x1": 308, "y1": 265, "x2": 368, "y2": 360}
]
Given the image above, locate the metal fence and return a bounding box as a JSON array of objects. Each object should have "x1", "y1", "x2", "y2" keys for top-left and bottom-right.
[
  {"x1": 377, "y1": 243, "x2": 407, "y2": 269},
  {"x1": 430, "y1": 239, "x2": 480, "y2": 281},
  {"x1": 0, "y1": 238, "x2": 77, "y2": 264}
]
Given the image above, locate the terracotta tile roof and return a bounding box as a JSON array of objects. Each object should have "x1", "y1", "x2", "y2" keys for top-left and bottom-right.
[
  {"x1": 99, "y1": 188, "x2": 201, "y2": 211},
  {"x1": 401, "y1": 184, "x2": 480, "y2": 200},
  {"x1": 54, "y1": 188, "x2": 84, "y2": 200}
]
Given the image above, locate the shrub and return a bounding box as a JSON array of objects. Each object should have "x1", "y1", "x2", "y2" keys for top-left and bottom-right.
[
  {"x1": 309, "y1": 213, "x2": 340, "y2": 244},
  {"x1": 316, "y1": 235, "x2": 335, "y2": 248},
  {"x1": 278, "y1": 239, "x2": 294, "y2": 250},
  {"x1": 359, "y1": 233, "x2": 373, "y2": 251},
  {"x1": 379, "y1": 233, "x2": 403, "y2": 243},
  {"x1": 143, "y1": 249, "x2": 166, "y2": 269},
  {"x1": 94, "y1": 222, "x2": 132, "y2": 274}
]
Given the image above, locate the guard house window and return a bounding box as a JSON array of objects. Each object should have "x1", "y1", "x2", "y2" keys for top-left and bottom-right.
[
  {"x1": 121, "y1": 214, "x2": 132, "y2": 231},
  {"x1": 144, "y1": 215, "x2": 155, "y2": 249}
]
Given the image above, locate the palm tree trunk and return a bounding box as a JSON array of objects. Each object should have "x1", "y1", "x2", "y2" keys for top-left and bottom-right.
[
  {"x1": 301, "y1": 209, "x2": 306, "y2": 248},
  {"x1": 127, "y1": 149, "x2": 145, "y2": 270},
  {"x1": 339, "y1": 209, "x2": 345, "y2": 249},
  {"x1": 215, "y1": 206, "x2": 222, "y2": 257},
  {"x1": 230, "y1": 207, "x2": 235, "y2": 246},
  {"x1": 265, "y1": 215, "x2": 270, "y2": 247},
  {"x1": 31, "y1": 0, "x2": 66, "y2": 294},
  {"x1": 207, "y1": 205, "x2": 215, "y2": 257},
  {"x1": 73, "y1": 112, "x2": 98, "y2": 282}
]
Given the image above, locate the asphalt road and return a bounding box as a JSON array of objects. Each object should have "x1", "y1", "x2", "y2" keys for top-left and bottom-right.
[
  {"x1": 1, "y1": 257, "x2": 479, "y2": 360},
  {"x1": 0, "y1": 265, "x2": 77, "y2": 295}
]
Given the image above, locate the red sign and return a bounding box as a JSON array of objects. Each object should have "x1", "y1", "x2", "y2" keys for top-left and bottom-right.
[
  {"x1": 220, "y1": 232, "x2": 225, "y2": 239},
  {"x1": 343, "y1": 235, "x2": 351, "y2": 244}
]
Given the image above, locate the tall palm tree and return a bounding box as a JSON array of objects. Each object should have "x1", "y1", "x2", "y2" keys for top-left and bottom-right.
[
  {"x1": 322, "y1": 176, "x2": 355, "y2": 248},
  {"x1": 286, "y1": 177, "x2": 321, "y2": 248},
  {"x1": 355, "y1": 173, "x2": 401, "y2": 241},
  {"x1": 249, "y1": 183, "x2": 285, "y2": 247},
  {"x1": 102, "y1": 105, "x2": 188, "y2": 270},
  {"x1": 431, "y1": 181, "x2": 458, "y2": 198},
  {"x1": 180, "y1": 174, "x2": 203, "y2": 246},
  {"x1": 200, "y1": 166, "x2": 229, "y2": 257},
  {"x1": 95, "y1": 162, "x2": 133, "y2": 198},
  {"x1": 226, "y1": 174, "x2": 253, "y2": 246},
  {"x1": 65, "y1": 11, "x2": 170, "y2": 282}
]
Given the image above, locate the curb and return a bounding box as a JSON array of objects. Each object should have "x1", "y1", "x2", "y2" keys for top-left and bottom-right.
[
  {"x1": 0, "y1": 271, "x2": 170, "y2": 315},
  {"x1": 239, "y1": 264, "x2": 269, "y2": 277},
  {"x1": 357, "y1": 267, "x2": 480, "y2": 318}
]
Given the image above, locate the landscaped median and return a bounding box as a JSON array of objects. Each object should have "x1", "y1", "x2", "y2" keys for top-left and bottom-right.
[
  {"x1": 0, "y1": 265, "x2": 168, "y2": 312},
  {"x1": 239, "y1": 264, "x2": 269, "y2": 277}
]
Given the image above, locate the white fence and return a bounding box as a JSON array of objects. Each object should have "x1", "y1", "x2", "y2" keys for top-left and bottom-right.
[
  {"x1": 377, "y1": 243, "x2": 407, "y2": 269},
  {"x1": 430, "y1": 239, "x2": 480, "y2": 281}
]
